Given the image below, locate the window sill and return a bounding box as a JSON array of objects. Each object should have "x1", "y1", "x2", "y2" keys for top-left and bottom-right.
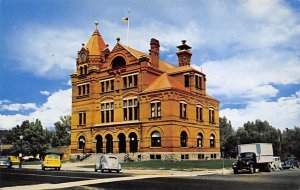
[
  {"x1": 150, "y1": 147, "x2": 162, "y2": 148},
  {"x1": 196, "y1": 120, "x2": 204, "y2": 123},
  {"x1": 77, "y1": 94, "x2": 89, "y2": 99},
  {"x1": 149, "y1": 116, "x2": 161, "y2": 120},
  {"x1": 77, "y1": 125, "x2": 86, "y2": 127},
  {"x1": 179, "y1": 117, "x2": 188, "y2": 120},
  {"x1": 100, "y1": 90, "x2": 114, "y2": 94},
  {"x1": 123, "y1": 86, "x2": 138, "y2": 90},
  {"x1": 180, "y1": 147, "x2": 188, "y2": 148}
]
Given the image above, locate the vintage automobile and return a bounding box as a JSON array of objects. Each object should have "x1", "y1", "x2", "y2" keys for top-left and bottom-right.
[
  {"x1": 271, "y1": 156, "x2": 283, "y2": 170},
  {"x1": 95, "y1": 154, "x2": 121, "y2": 173},
  {"x1": 0, "y1": 156, "x2": 13, "y2": 168},
  {"x1": 41, "y1": 154, "x2": 62, "y2": 171}
]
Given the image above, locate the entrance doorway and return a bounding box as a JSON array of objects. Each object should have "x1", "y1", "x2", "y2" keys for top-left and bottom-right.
[
  {"x1": 118, "y1": 133, "x2": 126, "y2": 153},
  {"x1": 129, "y1": 133, "x2": 138, "y2": 153}
]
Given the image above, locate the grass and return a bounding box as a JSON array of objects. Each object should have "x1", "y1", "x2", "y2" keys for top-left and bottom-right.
[{"x1": 79, "y1": 159, "x2": 235, "y2": 171}]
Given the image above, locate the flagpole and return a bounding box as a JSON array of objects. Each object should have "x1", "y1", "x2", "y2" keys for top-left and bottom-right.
[{"x1": 127, "y1": 11, "x2": 130, "y2": 48}]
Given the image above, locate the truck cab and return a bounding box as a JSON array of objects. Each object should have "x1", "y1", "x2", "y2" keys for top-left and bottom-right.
[{"x1": 232, "y1": 152, "x2": 256, "y2": 174}]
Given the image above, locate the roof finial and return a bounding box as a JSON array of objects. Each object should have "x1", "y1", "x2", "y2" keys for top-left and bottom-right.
[
  {"x1": 95, "y1": 20, "x2": 99, "y2": 30},
  {"x1": 116, "y1": 37, "x2": 120, "y2": 43}
]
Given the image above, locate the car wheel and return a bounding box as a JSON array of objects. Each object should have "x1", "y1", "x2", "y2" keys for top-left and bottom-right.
[
  {"x1": 117, "y1": 170, "x2": 120, "y2": 173},
  {"x1": 58, "y1": 167, "x2": 60, "y2": 171},
  {"x1": 233, "y1": 169, "x2": 238, "y2": 174},
  {"x1": 101, "y1": 169, "x2": 104, "y2": 173},
  {"x1": 95, "y1": 168, "x2": 98, "y2": 172},
  {"x1": 42, "y1": 167, "x2": 45, "y2": 170}
]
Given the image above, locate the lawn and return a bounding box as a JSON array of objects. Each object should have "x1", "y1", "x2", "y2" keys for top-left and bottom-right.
[{"x1": 80, "y1": 159, "x2": 235, "y2": 171}]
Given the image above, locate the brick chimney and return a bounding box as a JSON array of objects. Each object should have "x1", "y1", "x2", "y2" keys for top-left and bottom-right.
[
  {"x1": 176, "y1": 40, "x2": 192, "y2": 67},
  {"x1": 150, "y1": 38, "x2": 160, "y2": 68}
]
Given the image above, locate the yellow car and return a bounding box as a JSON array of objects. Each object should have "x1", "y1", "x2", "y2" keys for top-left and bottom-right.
[{"x1": 42, "y1": 154, "x2": 61, "y2": 171}]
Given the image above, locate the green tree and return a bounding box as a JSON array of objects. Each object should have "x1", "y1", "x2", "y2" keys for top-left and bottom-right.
[
  {"x1": 281, "y1": 126, "x2": 300, "y2": 159},
  {"x1": 236, "y1": 120, "x2": 281, "y2": 156},
  {"x1": 51, "y1": 115, "x2": 71, "y2": 147},
  {"x1": 7, "y1": 119, "x2": 51, "y2": 157},
  {"x1": 219, "y1": 116, "x2": 237, "y2": 157}
]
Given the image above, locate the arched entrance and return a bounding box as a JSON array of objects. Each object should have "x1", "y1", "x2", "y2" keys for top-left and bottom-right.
[
  {"x1": 78, "y1": 136, "x2": 86, "y2": 149},
  {"x1": 180, "y1": 131, "x2": 188, "y2": 147},
  {"x1": 95, "y1": 135, "x2": 103, "y2": 153},
  {"x1": 118, "y1": 133, "x2": 126, "y2": 153},
  {"x1": 105, "y1": 134, "x2": 113, "y2": 153},
  {"x1": 129, "y1": 133, "x2": 138, "y2": 153}
]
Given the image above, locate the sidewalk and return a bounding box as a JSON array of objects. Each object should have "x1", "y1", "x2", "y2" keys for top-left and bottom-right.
[{"x1": 21, "y1": 162, "x2": 233, "y2": 176}]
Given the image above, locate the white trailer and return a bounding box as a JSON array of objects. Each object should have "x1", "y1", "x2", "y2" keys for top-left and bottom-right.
[{"x1": 238, "y1": 143, "x2": 274, "y2": 163}]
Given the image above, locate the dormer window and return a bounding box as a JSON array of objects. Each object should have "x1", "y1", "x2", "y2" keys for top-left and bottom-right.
[
  {"x1": 184, "y1": 74, "x2": 190, "y2": 87},
  {"x1": 195, "y1": 74, "x2": 202, "y2": 89}
]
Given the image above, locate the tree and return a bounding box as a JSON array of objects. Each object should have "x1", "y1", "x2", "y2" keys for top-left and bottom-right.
[
  {"x1": 6, "y1": 119, "x2": 51, "y2": 157},
  {"x1": 236, "y1": 120, "x2": 281, "y2": 156},
  {"x1": 281, "y1": 126, "x2": 300, "y2": 159},
  {"x1": 51, "y1": 115, "x2": 71, "y2": 147},
  {"x1": 219, "y1": 116, "x2": 237, "y2": 158}
]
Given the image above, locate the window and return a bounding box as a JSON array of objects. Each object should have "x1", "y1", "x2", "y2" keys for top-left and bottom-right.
[
  {"x1": 84, "y1": 65, "x2": 88, "y2": 74},
  {"x1": 180, "y1": 131, "x2": 188, "y2": 147},
  {"x1": 198, "y1": 154, "x2": 205, "y2": 160},
  {"x1": 100, "y1": 78, "x2": 115, "y2": 93},
  {"x1": 78, "y1": 112, "x2": 86, "y2": 125},
  {"x1": 180, "y1": 102, "x2": 187, "y2": 118},
  {"x1": 122, "y1": 73, "x2": 138, "y2": 89},
  {"x1": 184, "y1": 75, "x2": 190, "y2": 87},
  {"x1": 210, "y1": 134, "x2": 215, "y2": 148},
  {"x1": 78, "y1": 136, "x2": 85, "y2": 149},
  {"x1": 150, "y1": 101, "x2": 161, "y2": 118},
  {"x1": 195, "y1": 74, "x2": 202, "y2": 89},
  {"x1": 101, "y1": 101, "x2": 114, "y2": 123},
  {"x1": 209, "y1": 108, "x2": 215, "y2": 123},
  {"x1": 123, "y1": 98, "x2": 139, "y2": 121},
  {"x1": 196, "y1": 105, "x2": 203, "y2": 121},
  {"x1": 151, "y1": 131, "x2": 161, "y2": 147},
  {"x1": 197, "y1": 133, "x2": 203, "y2": 148},
  {"x1": 111, "y1": 56, "x2": 126, "y2": 69},
  {"x1": 77, "y1": 83, "x2": 90, "y2": 96}
]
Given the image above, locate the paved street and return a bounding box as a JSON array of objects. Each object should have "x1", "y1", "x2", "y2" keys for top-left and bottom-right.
[{"x1": 0, "y1": 167, "x2": 300, "y2": 190}]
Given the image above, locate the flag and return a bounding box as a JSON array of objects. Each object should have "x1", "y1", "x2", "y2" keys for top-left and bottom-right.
[{"x1": 122, "y1": 17, "x2": 129, "y2": 23}]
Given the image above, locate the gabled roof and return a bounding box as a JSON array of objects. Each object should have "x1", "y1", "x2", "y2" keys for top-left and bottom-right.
[
  {"x1": 120, "y1": 44, "x2": 176, "y2": 72},
  {"x1": 143, "y1": 73, "x2": 188, "y2": 93},
  {"x1": 166, "y1": 65, "x2": 206, "y2": 76},
  {"x1": 85, "y1": 29, "x2": 106, "y2": 56}
]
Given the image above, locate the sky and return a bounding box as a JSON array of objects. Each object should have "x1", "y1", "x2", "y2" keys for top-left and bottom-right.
[{"x1": 0, "y1": 0, "x2": 299, "y2": 131}]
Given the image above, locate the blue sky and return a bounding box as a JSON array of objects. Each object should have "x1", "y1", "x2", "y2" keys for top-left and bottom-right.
[{"x1": 0, "y1": 0, "x2": 299, "y2": 130}]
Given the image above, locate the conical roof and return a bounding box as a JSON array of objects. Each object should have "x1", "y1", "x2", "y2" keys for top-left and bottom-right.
[{"x1": 85, "y1": 29, "x2": 106, "y2": 56}]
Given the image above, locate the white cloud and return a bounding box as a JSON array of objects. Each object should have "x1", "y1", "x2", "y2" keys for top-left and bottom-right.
[
  {"x1": 40, "y1": 91, "x2": 50, "y2": 96},
  {"x1": 0, "y1": 102, "x2": 37, "y2": 112},
  {"x1": 220, "y1": 90, "x2": 300, "y2": 130},
  {"x1": 0, "y1": 89, "x2": 71, "y2": 129},
  {"x1": 10, "y1": 26, "x2": 87, "y2": 79}
]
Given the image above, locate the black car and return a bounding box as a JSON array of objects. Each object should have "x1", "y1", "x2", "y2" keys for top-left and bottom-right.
[{"x1": 287, "y1": 157, "x2": 299, "y2": 168}]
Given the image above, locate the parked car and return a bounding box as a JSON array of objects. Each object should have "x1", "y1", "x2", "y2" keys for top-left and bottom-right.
[
  {"x1": 282, "y1": 160, "x2": 295, "y2": 169},
  {"x1": 95, "y1": 154, "x2": 121, "y2": 173},
  {"x1": 0, "y1": 156, "x2": 13, "y2": 168},
  {"x1": 287, "y1": 157, "x2": 299, "y2": 168},
  {"x1": 42, "y1": 154, "x2": 62, "y2": 171},
  {"x1": 271, "y1": 157, "x2": 283, "y2": 170}
]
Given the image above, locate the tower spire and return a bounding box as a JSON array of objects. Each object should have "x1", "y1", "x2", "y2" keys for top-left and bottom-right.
[{"x1": 95, "y1": 20, "x2": 99, "y2": 30}]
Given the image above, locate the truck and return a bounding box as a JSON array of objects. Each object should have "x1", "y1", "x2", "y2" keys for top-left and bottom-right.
[{"x1": 232, "y1": 143, "x2": 274, "y2": 174}]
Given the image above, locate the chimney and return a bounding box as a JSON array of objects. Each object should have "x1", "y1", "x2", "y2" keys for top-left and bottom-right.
[
  {"x1": 176, "y1": 40, "x2": 192, "y2": 67},
  {"x1": 150, "y1": 38, "x2": 160, "y2": 68}
]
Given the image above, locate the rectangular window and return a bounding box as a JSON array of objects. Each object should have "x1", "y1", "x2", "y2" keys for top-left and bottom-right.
[
  {"x1": 150, "y1": 102, "x2": 161, "y2": 118},
  {"x1": 78, "y1": 112, "x2": 86, "y2": 125},
  {"x1": 122, "y1": 74, "x2": 138, "y2": 89},
  {"x1": 101, "y1": 82, "x2": 105, "y2": 92},
  {"x1": 184, "y1": 75, "x2": 190, "y2": 87},
  {"x1": 195, "y1": 75, "x2": 202, "y2": 89},
  {"x1": 209, "y1": 109, "x2": 215, "y2": 123},
  {"x1": 78, "y1": 83, "x2": 90, "y2": 96},
  {"x1": 123, "y1": 98, "x2": 138, "y2": 121},
  {"x1": 180, "y1": 102, "x2": 187, "y2": 118},
  {"x1": 101, "y1": 101, "x2": 114, "y2": 123},
  {"x1": 100, "y1": 79, "x2": 114, "y2": 93},
  {"x1": 78, "y1": 86, "x2": 82, "y2": 96},
  {"x1": 106, "y1": 81, "x2": 109, "y2": 92},
  {"x1": 196, "y1": 106, "x2": 203, "y2": 121},
  {"x1": 111, "y1": 80, "x2": 114, "y2": 91}
]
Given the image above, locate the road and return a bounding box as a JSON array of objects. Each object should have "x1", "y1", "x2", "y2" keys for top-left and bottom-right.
[{"x1": 0, "y1": 168, "x2": 300, "y2": 190}]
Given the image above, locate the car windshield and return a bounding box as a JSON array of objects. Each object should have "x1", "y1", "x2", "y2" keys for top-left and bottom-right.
[
  {"x1": 108, "y1": 157, "x2": 117, "y2": 160},
  {"x1": 48, "y1": 155, "x2": 60, "y2": 159}
]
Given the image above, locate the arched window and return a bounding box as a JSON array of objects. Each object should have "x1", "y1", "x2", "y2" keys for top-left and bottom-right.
[
  {"x1": 210, "y1": 134, "x2": 215, "y2": 148},
  {"x1": 95, "y1": 135, "x2": 102, "y2": 153},
  {"x1": 129, "y1": 132, "x2": 138, "y2": 153},
  {"x1": 118, "y1": 133, "x2": 126, "y2": 153},
  {"x1": 78, "y1": 136, "x2": 85, "y2": 149},
  {"x1": 105, "y1": 134, "x2": 113, "y2": 153},
  {"x1": 197, "y1": 133, "x2": 203, "y2": 148},
  {"x1": 151, "y1": 131, "x2": 161, "y2": 147},
  {"x1": 180, "y1": 131, "x2": 188, "y2": 147},
  {"x1": 111, "y1": 56, "x2": 126, "y2": 69},
  {"x1": 80, "y1": 67, "x2": 83, "y2": 75}
]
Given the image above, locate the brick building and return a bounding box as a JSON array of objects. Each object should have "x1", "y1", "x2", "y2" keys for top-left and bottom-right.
[{"x1": 70, "y1": 24, "x2": 220, "y2": 160}]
